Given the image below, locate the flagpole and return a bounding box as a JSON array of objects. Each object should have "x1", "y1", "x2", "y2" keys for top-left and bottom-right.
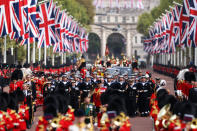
[
  {"x1": 52, "y1": 53, "x2": 54, "y2": 66},
  {"x1": 32, "y1": 40, "x2": 36, "y2": 63},
  {"x1": 180, "y1": 49, "x2": 183, "y2": 67},
  {"x1": 44, "y1": 45, "x2": 47, "y2": 65},
  {"x1": 3, "y1": 36, "x2": 6, "y2": 63},
  {"x1": 38, "y1": 47, "x2": 41, "y2": 62},
  {"x1": 151, "y1": 55, "x2": 154, "y2": 67},
  {"x1": 64, "y1": 53, "x2": 66, "y2": 64},
  {"x1": 177, "y1": 50, "x2": 179, "y2": 66},
  {"x1": 195, "y1": 48, "x2": 197, "y2": 66},
  {"x1": 61, "y1": 53, "x2": 64, "y2": 64},
  {"x1": 173, "y1": 53, "x2": 176, "y2": 66},
  {"x1": 183, "y1": 48, "x2": 186, "y2": 67},
  {"x1": 27, "y1": 39, "x2": 30, "y2": 64},
  {"x1": 189, "y1": 46, "x2": 192, "y2": 63}
]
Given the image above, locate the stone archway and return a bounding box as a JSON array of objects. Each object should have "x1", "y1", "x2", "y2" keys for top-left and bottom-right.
[
  {"x1": 87, "y1": 32, "x2": 101, "y2": 60},
  {"x1": 106, "y1": 33, "x2": 126, "y2": 58}
]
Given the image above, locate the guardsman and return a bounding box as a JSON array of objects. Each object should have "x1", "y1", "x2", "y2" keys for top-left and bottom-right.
[
  {"x1": 9, "y1": 69, "x2": 24, "y2": 92},
  {"x1": 93, "y1": 80, "x2": 106, "y2": 113}
]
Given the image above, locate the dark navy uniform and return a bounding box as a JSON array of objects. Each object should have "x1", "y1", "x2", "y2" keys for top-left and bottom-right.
[
  {"x1": 125, "y1": 83, "x2": 137, "y2": 117},
  {"x1": 136, "y1": 82, "x2": 152, "y2": 116}
]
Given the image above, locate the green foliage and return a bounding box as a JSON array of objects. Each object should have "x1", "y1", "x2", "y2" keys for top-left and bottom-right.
[
  {"x1": 137, "y1": 0, "x2": 183, "y2": 36},
  {"x1": 137, "y1": 13, "x2": 154, "y2": 36},
  {"x1": 17, "y1": 45, "x2": 26, "y2": 62},
  {"x1": 56, "y1": 0, "x2": 94, "y2": 28}
]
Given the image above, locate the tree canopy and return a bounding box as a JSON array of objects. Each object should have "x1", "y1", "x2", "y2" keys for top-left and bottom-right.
[
  {"x1": 55, "y1": 0, "x2": 95, "y2": 29},
  {"x1": 137, "y1": 0, "x2": 182, "y2": 36}
]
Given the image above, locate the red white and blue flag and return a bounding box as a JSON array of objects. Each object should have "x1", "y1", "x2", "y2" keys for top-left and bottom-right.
[
  {"x1": 37, "y1": 0, "x2": 56, "y2": 48},
  {"x1": 172, "y1": 4, "x2": 182, "y2": 47},
  {"x1": 189, "y1": 0, "x2": 197, "y2": 47},
  {"x1": 180, "y1": 0, "x2": 191, "y2": 47},
  {"x1": 0, "y1": 0, "x2": 19, "y2": 36}
]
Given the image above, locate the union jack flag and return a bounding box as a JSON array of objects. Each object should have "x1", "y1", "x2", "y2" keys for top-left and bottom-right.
[
  {"x1": 73, "y1": 23, "x2": 80, "y2": 53},
  {"x1": 160, "y1": 15, "x2": 168, "y2": 53},
  {"x1": 37, "y1": 0, "x2": 56, "y2": 48},
  {"x1": 79, "y1": 28, "x2": 85, "y2": 53},
  {"x1": 166, "y1": 10, "x2": 175, "y2": 53},
  {"x1": 172, "y1": 4, "x2": 182, "y2": 47},
  {"x1": 18, "y1": 0, "x2": 38, "y2": 45},
  {"x1": 28, "y1": 0, "x2": 38, "y2": 38},
  {"x1": 143, "y1": 37, "x2": 152, "y2": 53},
  {"x1": 0, "y1": 0, "x2": 20, "y2": 36},
  {"x1": 180, "y1": 0, "x2": 191, "y2": 47},
  {"x1": 189, "y1": 0, "x2": 197, "y2": 47},
  {"x1": 55, "y1": 10, "x2": 66, "y2": 52}
]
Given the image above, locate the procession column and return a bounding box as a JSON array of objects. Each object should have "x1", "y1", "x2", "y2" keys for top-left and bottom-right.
[
  {"x1": 101, "y1": 28, "x2": 106, "y2": 58},
  {"x1": 126, "y1": 30, "x2": 131, "y2": 58},
  {"x1": 3, "y1": 36, "x2": 6, "y2": 63}
]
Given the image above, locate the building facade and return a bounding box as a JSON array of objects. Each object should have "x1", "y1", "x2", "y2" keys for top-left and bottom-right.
[{"x1": 90, "y1": 0, "x2": 160, "y2": 61}]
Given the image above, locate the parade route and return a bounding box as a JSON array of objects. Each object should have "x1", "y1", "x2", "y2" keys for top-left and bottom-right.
[{"x1": 26, "y1": 69, "x2": 175, "y2": 131}]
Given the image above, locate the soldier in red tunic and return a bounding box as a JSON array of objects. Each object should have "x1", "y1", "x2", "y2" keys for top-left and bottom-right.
[{"x1": 93, "y1": 80, "x2": 107, "y2": 110}]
